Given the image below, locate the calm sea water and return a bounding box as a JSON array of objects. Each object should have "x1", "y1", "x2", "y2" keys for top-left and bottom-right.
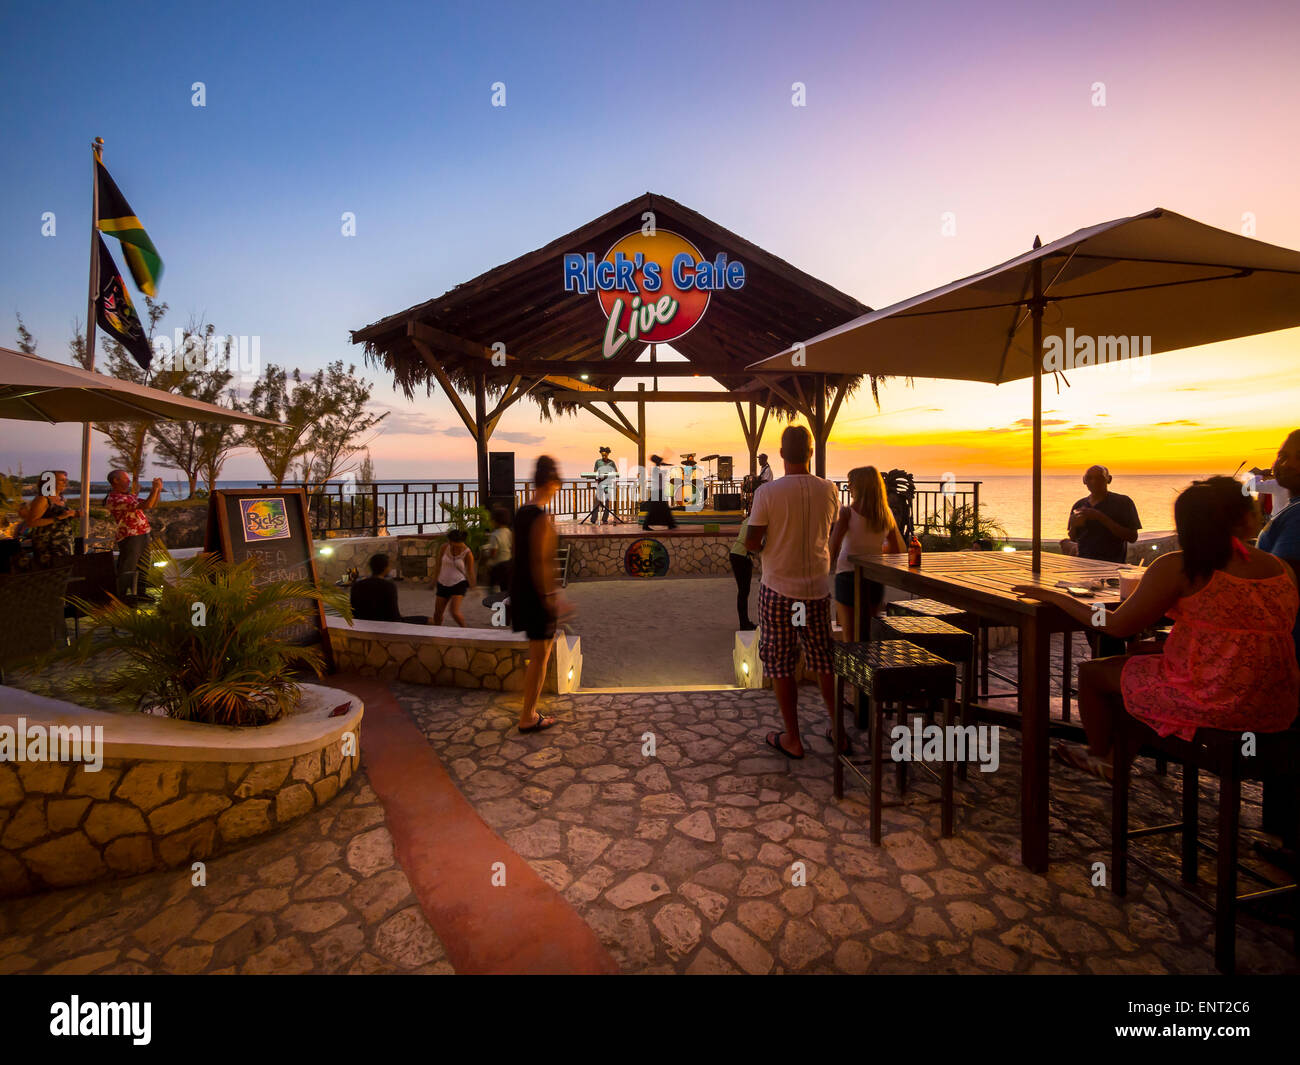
[
  {"x1": 159, "y1": 474, "x2": 1212, "y2": 539},
  {"x1": 932, "y1": 473, "x2": 1215, "y2": 539}
]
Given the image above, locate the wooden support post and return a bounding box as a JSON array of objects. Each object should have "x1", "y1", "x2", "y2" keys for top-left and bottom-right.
[
  {"x1": 475, "y1": 370, "x2": 489, "y2": 503},
  {"x1": 747, "y1": 400, "x2": 757, "y2": 476},
  {"x1": 637, "y1": 382, "x2": 647, "y2": 499},
  {"x1": 814, "y1": 373, "x2": 827, "y2": 478}
]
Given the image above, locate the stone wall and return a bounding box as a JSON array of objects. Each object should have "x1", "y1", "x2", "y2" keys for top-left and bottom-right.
[
  {"x1": 310, "y1": 533, "x2": 742, "y2": 585},
  {"x1": 0, "y1": 685, "x2": 362, "y2": 897},
  {"x1": 327, "y1": 619, "x2": 582, "y2": 694},
  {"x1": 564, "y1": 533, "x2": 737, "y2": 580}
]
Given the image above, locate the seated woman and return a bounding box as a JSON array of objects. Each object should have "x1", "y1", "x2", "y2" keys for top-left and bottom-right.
[
  {"x1": 1013, "y1": 476, "x2": 1300, "y2": 781},
  {"x1": 829, "y1": 465, "x2": 904, "y2": 639}
]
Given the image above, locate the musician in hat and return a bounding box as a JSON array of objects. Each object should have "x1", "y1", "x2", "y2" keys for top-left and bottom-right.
[{"x1": 587, "y1": 445, "x2": 618, "y2": 524}]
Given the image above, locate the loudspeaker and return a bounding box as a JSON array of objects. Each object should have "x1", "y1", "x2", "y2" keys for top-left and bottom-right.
[
  {"x1": 717, "y1": 456, "x2": 733, "y2": 481},
  {"x1": 713, "y1": 492, "x2": 744, "y2": 511},
  {"x1": 489, "y1": 452, "x2": 515, "y2": 497}
]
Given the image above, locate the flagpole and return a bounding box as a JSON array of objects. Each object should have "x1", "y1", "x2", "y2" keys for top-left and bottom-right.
[{"x1": 79, "y1": 136, "x2": 103, "y2": 542}]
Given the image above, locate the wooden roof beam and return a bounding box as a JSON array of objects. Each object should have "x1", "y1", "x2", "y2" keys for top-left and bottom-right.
[
  {"x1": 570, "y1": 399, "x2": 642, "y2": 445},
  {"x1": 410, "y1": 334, "x2": 478, "y2": 440},
  {"x1": 409, "y1": 319, "x2": 494, "y2": 362},
  {"x1": 548, "y1": 390, "x2": 759, "y2": 403}
]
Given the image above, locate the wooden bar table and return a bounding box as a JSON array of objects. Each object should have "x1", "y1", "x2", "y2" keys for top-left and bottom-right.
[{"x1": 849, "y1": 550, "x2": 1123, "y2": 873}]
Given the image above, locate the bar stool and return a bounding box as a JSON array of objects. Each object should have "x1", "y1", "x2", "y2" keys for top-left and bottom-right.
[
  {"x1": 1111, "y1": 714, "x2": 1300, "y2": 974},
  {"x1": 872, "y1": 614, "x2": 975, "y2": 779},
  {"x1": 831, "y1": 639, "x2": 958, "y2": 844},
  {"x1": 887, "y1": 597, "x2": 992, "y2": 695}
]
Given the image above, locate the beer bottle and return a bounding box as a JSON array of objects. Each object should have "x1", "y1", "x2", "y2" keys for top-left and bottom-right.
[{"x1": 908, "y1": 534, "x2": 922, "y2": 568}]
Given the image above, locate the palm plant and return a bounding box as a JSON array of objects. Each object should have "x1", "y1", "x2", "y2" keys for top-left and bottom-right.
[
  {"x1": 442, "y1": 504, "x2": 491, "y2": 554},
  {"x1": 59, "y1": 546, "x2": 350, "y2": 725},
  {"x1": 921, "y1": 503, "x2": 1008, "y2": 552}
]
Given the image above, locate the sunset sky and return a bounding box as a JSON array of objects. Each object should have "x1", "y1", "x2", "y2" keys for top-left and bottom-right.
[{"x1": 3, "y1": 0, "x2": 1298, "y2": 483}]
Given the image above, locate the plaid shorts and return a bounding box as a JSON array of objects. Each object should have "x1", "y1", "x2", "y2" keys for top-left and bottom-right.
[{"x1": 757, "y1": 583, "x2": 835, "y2": 679}]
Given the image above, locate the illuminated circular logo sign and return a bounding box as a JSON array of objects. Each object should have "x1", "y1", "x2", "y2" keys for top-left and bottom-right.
[
  {"x1": 624, "y1": 537, "x2": 670, "y2": 579},
  {"x1": 562, "y1": 230, "x2": 746, "y2": 359}
]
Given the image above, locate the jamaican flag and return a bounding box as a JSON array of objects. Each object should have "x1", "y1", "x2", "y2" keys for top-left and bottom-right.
[
  {"x1": 95, "y1": 160, "x2": 163, "y2": 296},
  {"x1": 95, "y1": 234, "x2": 153, "y2": 369}
]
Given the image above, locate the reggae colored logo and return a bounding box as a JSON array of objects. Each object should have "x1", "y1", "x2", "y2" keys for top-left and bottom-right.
[
  {"x1": 624, "y1": 537, "x2": 670, "y2": 579},
  {"x1": 563, "y1": 230, "x2": 746, "y2": 358},
  {"x1": 239, "y1": 497, "x2": 291, "y2": 542}
]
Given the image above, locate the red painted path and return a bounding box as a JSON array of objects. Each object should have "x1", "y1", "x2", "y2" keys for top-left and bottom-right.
[{"x1": 327, "y1": 675, "x2": 618, "y2": 975}]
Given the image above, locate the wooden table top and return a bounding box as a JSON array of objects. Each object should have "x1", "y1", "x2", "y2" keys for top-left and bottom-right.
[{"x1": 848, "y1": 550, "x2": 1125, "y2": 621}]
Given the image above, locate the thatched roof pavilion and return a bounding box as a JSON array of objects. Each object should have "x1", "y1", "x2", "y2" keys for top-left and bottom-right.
[{"x1": 351, "y1": 193, "x2": 873, "y2": 494}]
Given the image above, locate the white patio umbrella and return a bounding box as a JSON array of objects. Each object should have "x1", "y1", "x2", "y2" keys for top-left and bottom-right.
[
  {"x1": 747, "y1": 208, "x2": 1300, "y2": 569},
  {"x1": 0, "y1": 346, "x2": 278, "y2": 535}
]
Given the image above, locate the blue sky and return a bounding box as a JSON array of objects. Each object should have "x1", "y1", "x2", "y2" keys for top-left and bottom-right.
[{"x1": 4, "y1": 0, "x2": 1300, "y2": 481}]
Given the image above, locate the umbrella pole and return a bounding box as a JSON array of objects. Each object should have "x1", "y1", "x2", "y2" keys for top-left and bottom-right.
[
  {"x1": 1031, "y1": 248, "x2": 1043, "y2": 573},
  {"x1": 79, "y1": 137, "x2": 104, "y2": 542}
]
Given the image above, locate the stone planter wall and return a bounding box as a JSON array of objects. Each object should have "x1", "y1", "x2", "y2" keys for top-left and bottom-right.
[
  {"x1": 327, "y1": 619, "x2": 581, "y2": 694},
  {"x1": 0, "y1": 685, "x2": 363, "y2": 897}
]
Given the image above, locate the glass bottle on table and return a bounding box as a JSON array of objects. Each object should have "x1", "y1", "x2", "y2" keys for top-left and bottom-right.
[{"x1": 908, "y1": 534, "x2": 922, "y2": 568}]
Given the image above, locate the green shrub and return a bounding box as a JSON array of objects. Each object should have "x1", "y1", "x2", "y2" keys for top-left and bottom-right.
[{"x1": 57, "y1": 546, "x2": 351, "y2": 726}]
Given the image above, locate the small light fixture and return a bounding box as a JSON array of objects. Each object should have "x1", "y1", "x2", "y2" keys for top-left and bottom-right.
[
  {"x1": 567, "y1": 667, "x2": 574, "y2": 682},
  {"x1": 580, "y1": 373, "x2": 589, "y2": 381},
  {"x1": 319, "y1": 546, "x2": 334, "y2": 556},
  {"x1": 742, "y1": 661, "x2": 750, "y2": 675},
  {"x1": 1002, "y1": 546, "x2": 1017, "y2": 553},
  {"x1": 153, "y1": 559, "x2": 168, "y2": 568}
]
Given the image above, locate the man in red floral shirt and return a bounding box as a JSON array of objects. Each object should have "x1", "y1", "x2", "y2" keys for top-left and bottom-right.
[{"x1": 106, "y1": 469, "x2": 163, "y2": 597}]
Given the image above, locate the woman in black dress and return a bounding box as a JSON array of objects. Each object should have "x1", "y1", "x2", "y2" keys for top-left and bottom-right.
[{"x1": 510, "y1": 456, "x2": 570, "y2": 732}]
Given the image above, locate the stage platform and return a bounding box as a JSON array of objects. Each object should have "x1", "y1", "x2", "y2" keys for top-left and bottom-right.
[{"x1": 554, "y1": 514, "x2": 743, "y2": 538}]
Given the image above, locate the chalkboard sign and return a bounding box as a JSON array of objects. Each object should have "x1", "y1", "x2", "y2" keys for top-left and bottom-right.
[{"x1": 205, "y1": 488, "x2": 333, "y2": 669}]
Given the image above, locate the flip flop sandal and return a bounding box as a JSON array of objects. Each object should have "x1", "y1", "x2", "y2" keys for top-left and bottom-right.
[
  {"x1": 825, "y1": 729, "x2": 853, "y2": 755},
  {"x1": 518, "y1": 715, "x2": 557, "y2": 734},
  {"x1": 765, "y1": 731, "x2": 804, "y2": 759}
]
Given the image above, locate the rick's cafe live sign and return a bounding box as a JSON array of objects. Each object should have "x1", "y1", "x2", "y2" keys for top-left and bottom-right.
[{"x1": 563, "y1": 228, "x2": 746, "y2": 358}]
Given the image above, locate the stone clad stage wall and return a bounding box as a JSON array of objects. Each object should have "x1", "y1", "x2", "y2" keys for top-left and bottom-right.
[
  {"x1": 0, "y1": 685, "x2": 362, "y2": 897},
  {"x1": 311, "y1": 527, "x2": 745, "y2": 585}
]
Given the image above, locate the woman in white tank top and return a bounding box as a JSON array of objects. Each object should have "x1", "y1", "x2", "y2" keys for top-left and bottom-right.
[
  {"x1": 432, "y1": 528, "x2": 476, "y2": 626},
  {"x1": 829, "y1": 465, "x2": 904, "y2": 638}
]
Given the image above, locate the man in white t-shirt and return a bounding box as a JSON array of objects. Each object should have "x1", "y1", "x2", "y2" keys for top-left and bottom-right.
[
  {"x1": 757, "y1": 453, "x2": 774, "y2": 485},
  {"x1": 745, "y1": 425, "x2": 841, "y2": 759}
]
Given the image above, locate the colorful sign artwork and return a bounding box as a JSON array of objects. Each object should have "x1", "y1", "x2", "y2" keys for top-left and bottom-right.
[
  {"x1": 238, "y1": 496, "x2": 292, "y2": 542},
  {"x1": 624, "y1": 537, "x2": 671, "y2": 579},
  {"x1": 563, "y1": 230, "x2": 746, "y2": 358}
]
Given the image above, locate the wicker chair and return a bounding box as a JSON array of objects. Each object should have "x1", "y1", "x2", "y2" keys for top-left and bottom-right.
[{"x1": 0, "y1": 566, "x2": 72, "y2": 680}]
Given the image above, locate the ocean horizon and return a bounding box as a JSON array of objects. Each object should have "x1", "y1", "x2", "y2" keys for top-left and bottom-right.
[{"x1": 108, "y1": 471, "x2": 1221, "y2": 539}]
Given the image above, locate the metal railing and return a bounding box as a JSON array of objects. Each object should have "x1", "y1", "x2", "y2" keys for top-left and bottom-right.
[{"x1": 260, "y1": 478, "x2": 981, "y2": 537}]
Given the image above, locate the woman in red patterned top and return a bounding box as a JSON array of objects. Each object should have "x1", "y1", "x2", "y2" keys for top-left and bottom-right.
[
  {"x1": 1014, "y1": 476, "x2": 1299, "y2": 781},
  {"x1": 105, "y1": 470, "x2": 163, "y2": 597}
]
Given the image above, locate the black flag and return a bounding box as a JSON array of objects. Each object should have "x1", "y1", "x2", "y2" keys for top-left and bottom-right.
[{"x1": 95, "y1": 233, "x2": 153, "y2": 369}]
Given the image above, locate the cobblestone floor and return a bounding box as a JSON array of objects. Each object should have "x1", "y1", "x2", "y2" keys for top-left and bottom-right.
[
  {"x1": 396, "y1": 681, "x2": 1299, "y2": 975},
  {"x1": 0, "y1": 771, "x2": 453, "y2": 975}
]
